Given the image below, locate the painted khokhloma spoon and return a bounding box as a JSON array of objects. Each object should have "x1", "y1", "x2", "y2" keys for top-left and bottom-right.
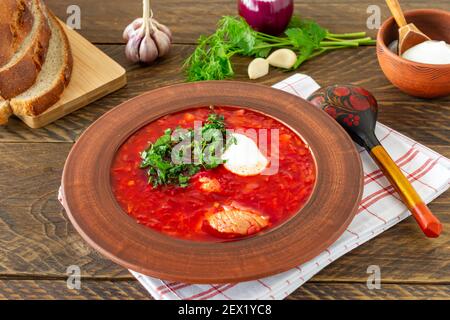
[{"x1": 308, "y1": 85, "x2": 442, "y2": 238}]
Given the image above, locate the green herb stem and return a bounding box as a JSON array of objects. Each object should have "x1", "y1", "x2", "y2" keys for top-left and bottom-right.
[
  {"x1": 307, "y1": 48, "x2": 327, "y2": 59},
  {"x1": 358, "y1": 39, "x2": 377, "y2": 46},
  {"x1": 320, "y1": 41, "x2": 359, "y2": 47},
  {"x1": 327, "y1": 32, "x2": 367, "y2": 39},
  {"x1": 252, "y1": 42, "x2": 292, "y2": 50},
  {"x1": 255, "y1": 32, "x2": 285, "y2": 41},
  {"x1": 320, "y1": 46, "x2": 353, "y2": 51}
]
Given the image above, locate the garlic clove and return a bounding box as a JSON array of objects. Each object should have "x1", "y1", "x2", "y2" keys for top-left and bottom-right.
[
  {"x1": 248, "y1": 58, "x2": 269, "y2": 79},
  {"x1": 151, "y1": 29, "x2": 171, "y2": 57},
  {"x1": 153, "y1": 19, "x2": 172, "y2": 41},
  {"x1": 123, "y1": 24, "x2": 133, "y2": 42},
  {"x1": 267, "y1": 49, "x2": 297, "y2": 69},
  {"x1": 139, "y1": 34, "x2": 159, "y2": 63},
  {"x1": 123, "y1": 18, "x2": 144, "y2": 42},
  {"x1": 124, "y1": 18, "x2": 172, "y2": 43},
  {"x1": 132, "y1": 17, "x2": 144, "y2": 26},
  {"x1": 125, "y1": 29, "x2": 144, "y2": 63}
]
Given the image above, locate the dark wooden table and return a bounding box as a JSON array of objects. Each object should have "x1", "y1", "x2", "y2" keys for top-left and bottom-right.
[{"x1": 0, "y1": 0, "x2": 448, "y2": 300}]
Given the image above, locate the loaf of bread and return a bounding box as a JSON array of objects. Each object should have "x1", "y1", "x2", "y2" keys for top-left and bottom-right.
[
  {"x1": 0, "y1": 0, "x2": 34, "y2": 67},
  {"x1": 11, "y1": 12, "x2": 73, "y2": 116},
  {"x1": 0, "y1": 0, "x2": 73, "y2": 125},
  {"x1": 0, "y1": 0, "x2": 52, "y2": 99}
]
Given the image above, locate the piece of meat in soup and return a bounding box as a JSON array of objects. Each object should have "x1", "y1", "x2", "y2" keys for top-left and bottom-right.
[{"x1": 204, "y1": 206, "x2": 269, "y2": 238}]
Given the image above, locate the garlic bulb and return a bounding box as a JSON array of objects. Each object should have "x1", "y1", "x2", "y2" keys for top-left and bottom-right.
[{"x1": 123, "y1": 0, "x2": 172, "y2": 64}]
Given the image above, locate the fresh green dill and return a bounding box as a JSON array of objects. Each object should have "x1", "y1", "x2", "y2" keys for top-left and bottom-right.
[
  {"x1": 184, "y1": 16, "x2": 376, "y2": 81},
  {"x1": 140, "y1": 113, "x2": 234, "y2": 188}
]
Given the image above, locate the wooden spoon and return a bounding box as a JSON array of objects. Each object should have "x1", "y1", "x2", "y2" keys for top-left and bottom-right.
[
  {"x1": 385, "y1": 0, "x2": 430, "y2": 55},
  {"x1": 308, "y1": 85, "x2": 442, "y2": 238}
]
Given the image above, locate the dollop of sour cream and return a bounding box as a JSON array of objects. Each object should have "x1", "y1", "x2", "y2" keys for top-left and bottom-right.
[
  {"x1": 221, "y1": 133, "x2": 269, "y2": 176},
  {"x1": 402, "y1": 40, "x2": 450, "y2": 65}
]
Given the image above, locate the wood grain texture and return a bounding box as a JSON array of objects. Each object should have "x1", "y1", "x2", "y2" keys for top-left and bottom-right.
[
  {"x1": 288, "y1": 283, "x2": 450, "y2": 300},
  {"x1": 0, "y1": 0, "x2": 448, "y2": 299},
  {"x1": 44, "y1": 0, "x2": 450, "y2": 44},
  {"x1": 0, "y1": 280, "x2": 150, "y2": 300},
  {"x1": 0, "y1": 280, "x2": 448, "y2": 300},
  {"x1": 0, "y1": 143, "x2": 129, "y2": 278},
  {"x1": 0, "y1": 45, "x2": 448, "y2": 143},
  {"x1": 0, "y1": 143, "x2": 448, "y2": 283},
  {"x1": 385, "y1": 0, "x2": 409, "y2": 28}
]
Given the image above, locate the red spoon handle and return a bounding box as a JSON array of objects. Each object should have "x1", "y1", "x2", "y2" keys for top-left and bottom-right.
[
  {"x1": 411, "y1": 203, "x2": 442, "y2": 238},
  {"x1": 371, "y1": 145, "x2": 442, "y2": 238}
]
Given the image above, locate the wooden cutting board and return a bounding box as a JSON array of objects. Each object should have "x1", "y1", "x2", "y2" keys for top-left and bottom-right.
[{"x1": 17, "y1": 21, "x2": 127, "y2": 128}]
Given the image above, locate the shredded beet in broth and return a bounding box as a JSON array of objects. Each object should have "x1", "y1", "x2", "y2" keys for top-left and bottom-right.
[{"x1": 111, "y1": 107, "x2": 316, "y2": 242}]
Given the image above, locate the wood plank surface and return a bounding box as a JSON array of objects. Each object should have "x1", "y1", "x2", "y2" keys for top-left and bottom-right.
[
  {"x1": 0, "y1": 45, "x2": 449, "y2": 144},
  {"x1": 288, "y1": 283, "x2": 450, "y2": 300},
  {"x1": 0, "y1": 143, "x2": 448, "y2": 283},
  {"x1": 0, "y1": 280, "x2": 448, "y2": 300},
  {"x1": 0, "y1": 280, "x2": 150, "y2": 300},
  {"x1": 0, "y1": 0, "x2": 448, "y2": 299},
  {"x1": 44, "y1": 0, "x2": 450, "y2": 44}
]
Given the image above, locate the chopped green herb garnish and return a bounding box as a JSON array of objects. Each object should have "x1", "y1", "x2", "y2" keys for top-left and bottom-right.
[{"x1": 140, "y1": 113, "x2": 234, "y2": 188}]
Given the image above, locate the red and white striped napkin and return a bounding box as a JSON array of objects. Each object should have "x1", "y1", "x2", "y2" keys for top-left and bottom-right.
[{"x1": 61, "y1": 74, "x2": 450, "y2": 300}]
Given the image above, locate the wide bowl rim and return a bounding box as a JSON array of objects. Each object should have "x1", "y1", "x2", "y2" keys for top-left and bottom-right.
[
  {"x1": 62, "y1": 81, "x2": 364, "y2": 283},
  {"x1": 377, "y1": 8, "x2": 450, "y2": 69}
]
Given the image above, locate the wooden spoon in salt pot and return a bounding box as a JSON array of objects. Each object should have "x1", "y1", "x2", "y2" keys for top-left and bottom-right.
[
  {"x1": 308, "y1": 85, "x2": 442, "y2": 238},
  {"x1": 385, "y1": 0, "x2": 431, "y2": 55}
]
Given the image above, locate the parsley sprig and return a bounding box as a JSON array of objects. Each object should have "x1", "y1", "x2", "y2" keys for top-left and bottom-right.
[
  {"x1": 184, "y1": 16, "x2": 376, "y2": 81},
  {"x1": 140, "y1": 113, "x2": 234, "y2": 188}
]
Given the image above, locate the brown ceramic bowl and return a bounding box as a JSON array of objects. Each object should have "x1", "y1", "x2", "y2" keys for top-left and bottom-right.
[
  {"x1": 377, "y1": 9, "x2": 450, "y2": 98},
  {"x1": 62, "y1": 81, "x2": 363, "y2": 283}
]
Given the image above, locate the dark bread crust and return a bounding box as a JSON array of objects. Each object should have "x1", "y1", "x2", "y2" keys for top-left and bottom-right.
[
  {"x1": 0, "y1": 0, "x2": 34, "y2": 66},
  {"x1": 10, "y1": 12, "x2": 73, "y2": 117},
  {"x1": 0, "y1": 0, "x2": 51, "y2": 99}
]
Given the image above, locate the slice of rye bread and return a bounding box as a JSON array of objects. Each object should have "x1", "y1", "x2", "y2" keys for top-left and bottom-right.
[
  {"x1": 0, "y1": 99, "x2": 13, "y2": 125},
  {"x1": 0, "y1": 0, "x2": 51, "y2": 100},
  {"x1": 10, "y1": 12, "x2": 73, "y2": 117},
  {"x1": 0, "y1": 0, "x2": 34, "y2": 66}
]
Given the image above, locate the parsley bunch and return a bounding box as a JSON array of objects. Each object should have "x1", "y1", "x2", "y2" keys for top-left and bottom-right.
[
  {"x1": 184, "y1": 16, "x2": 376, "y2": 81},
  {"x1": 140, "y1": 113, "x2": 234, "y2": 188}
]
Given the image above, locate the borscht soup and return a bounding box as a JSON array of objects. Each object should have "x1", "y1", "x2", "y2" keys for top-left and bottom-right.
[{"x1": 111, "y1": 107, "x2": 316, "y2": 242}]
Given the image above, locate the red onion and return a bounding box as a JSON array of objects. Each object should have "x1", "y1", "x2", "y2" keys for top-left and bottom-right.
[{"x1": 238, "y1": 0, "x2": 294, "y2": 35}]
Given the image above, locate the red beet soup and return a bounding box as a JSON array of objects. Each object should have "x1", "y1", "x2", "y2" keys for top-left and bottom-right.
[{"x1": 110, "y1": 107, "x2": 316, "y2": 242}]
